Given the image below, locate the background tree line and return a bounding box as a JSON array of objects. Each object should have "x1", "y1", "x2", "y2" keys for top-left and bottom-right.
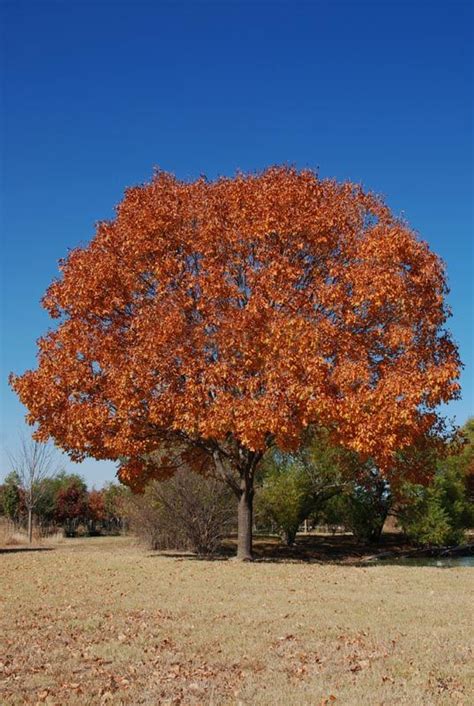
[
  {"x1": 2, "y1": 419, "x2": 472, "y2": 550},
  {"x1": 0, "y1": 471, "x2": 127, "y2": 539}
]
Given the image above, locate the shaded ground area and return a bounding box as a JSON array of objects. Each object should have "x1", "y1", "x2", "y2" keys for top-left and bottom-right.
[
  {"x1": 0, "y1": 531, "x2": 410, "y2": 562},
  {"x1": 177, "y1": 531, "x2": 468, "y2": 563},
  {"x1": 2, "y1": 531, "x2": 471, "y2": 562},
  {"x1": 0, "y1": 546, "x2": 54, "y2": 555},
  {"x1": 155, "y1": 532, "x2": 415, "y2": 564},
  {"x1": 232, "y1": 532, "x2": 414, "y2": 563},
  {"x1": 246, "y1": 533, "x2": 473, "y2": 563},
  {"x1": 1, "y1": 535, "x2": 472, "y2": 705}
]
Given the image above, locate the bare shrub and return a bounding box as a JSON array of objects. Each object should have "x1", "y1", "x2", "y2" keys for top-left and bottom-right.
[
  {"x1": 124, "y1": 470, "x2": 235, "y2": 554},
  {"x1": 8, "y1": 436, "x2": 61, "y2": 543}
]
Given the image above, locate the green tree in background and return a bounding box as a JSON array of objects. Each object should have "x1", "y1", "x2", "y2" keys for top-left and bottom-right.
[
  {"x1": 0, "y1": 472, "x2": 23, "y2": 523},
  {"x1": 342, "y1": 467, "x2": 392, "y2": 543},
  {"x1": 256, "y1": 430, "x2": 348, "y2": 544},
  {"x1": 257, "y1": 456, "x2": 314, "y2": 545},
  {"x1": 398, "y1": 419, "x2": 474, "y2": 546}
]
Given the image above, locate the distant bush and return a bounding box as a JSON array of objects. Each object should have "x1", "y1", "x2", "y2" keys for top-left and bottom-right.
[{"x1": 124, "y1": 470, "x2": 235, "y2": 554}]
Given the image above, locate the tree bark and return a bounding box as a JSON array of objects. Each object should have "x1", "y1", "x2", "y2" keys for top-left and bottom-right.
[
  {"x1": 282, "y1": 528, "x2": 297, "y2": 546},
  {"x1": 27, "y1": 507, "x2": 33, "y2": 544},
  {"x1": 236, "y1": 471, "x2": 254, "y2": 561},
  {"x1": 212, "y1": 443, "x2": 263, "y2": 561}
]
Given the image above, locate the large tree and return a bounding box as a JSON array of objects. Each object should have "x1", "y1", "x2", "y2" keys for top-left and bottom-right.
[{"x1": 10, "y1": 167, "x2": 460, "y2": 559}]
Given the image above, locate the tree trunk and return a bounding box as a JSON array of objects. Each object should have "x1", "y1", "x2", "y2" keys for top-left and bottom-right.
[
  {"x1": 282, "y1": 528, "x2": 297, "y2": 546},
  {"x1": 237, "y1": 472, "x2": 254, "y2": 561},
  {"x1": 27, "y1": 507, "x2": 33, "y2": 544}
]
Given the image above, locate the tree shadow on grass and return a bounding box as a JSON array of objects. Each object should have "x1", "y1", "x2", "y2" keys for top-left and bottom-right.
[
  {"x1": 0, "y1": 545, "x2": 55, "y2": 554},
  {"x1": 146, "y1": 533, "x2": 413, "y2": 564}
]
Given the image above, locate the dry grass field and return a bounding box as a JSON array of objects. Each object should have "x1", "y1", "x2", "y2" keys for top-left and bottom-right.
[{"x1": 1, "y1": 536, "x2": 472, "y2": 705}]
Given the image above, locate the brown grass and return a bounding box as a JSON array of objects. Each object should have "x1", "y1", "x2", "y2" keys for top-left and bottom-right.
[
  {"x1": 0, "y1": 536, "x2": 472, "y2": 705},
  {"x1": 0, "y1": 519, "x2": 23, "y2": 547},
  {"x1": 0, "y1": 518, "x2": 63, "y2": 547}
]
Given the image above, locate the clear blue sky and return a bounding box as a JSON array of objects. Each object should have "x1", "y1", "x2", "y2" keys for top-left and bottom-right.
[{"x1": 1, "y1": 0, "x2": 472, "y2": 488}]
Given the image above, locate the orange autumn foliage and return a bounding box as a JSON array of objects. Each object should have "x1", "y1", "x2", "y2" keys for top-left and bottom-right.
[{"x1": 10, "y1": 167, "x2": 460, "y2": 491}]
